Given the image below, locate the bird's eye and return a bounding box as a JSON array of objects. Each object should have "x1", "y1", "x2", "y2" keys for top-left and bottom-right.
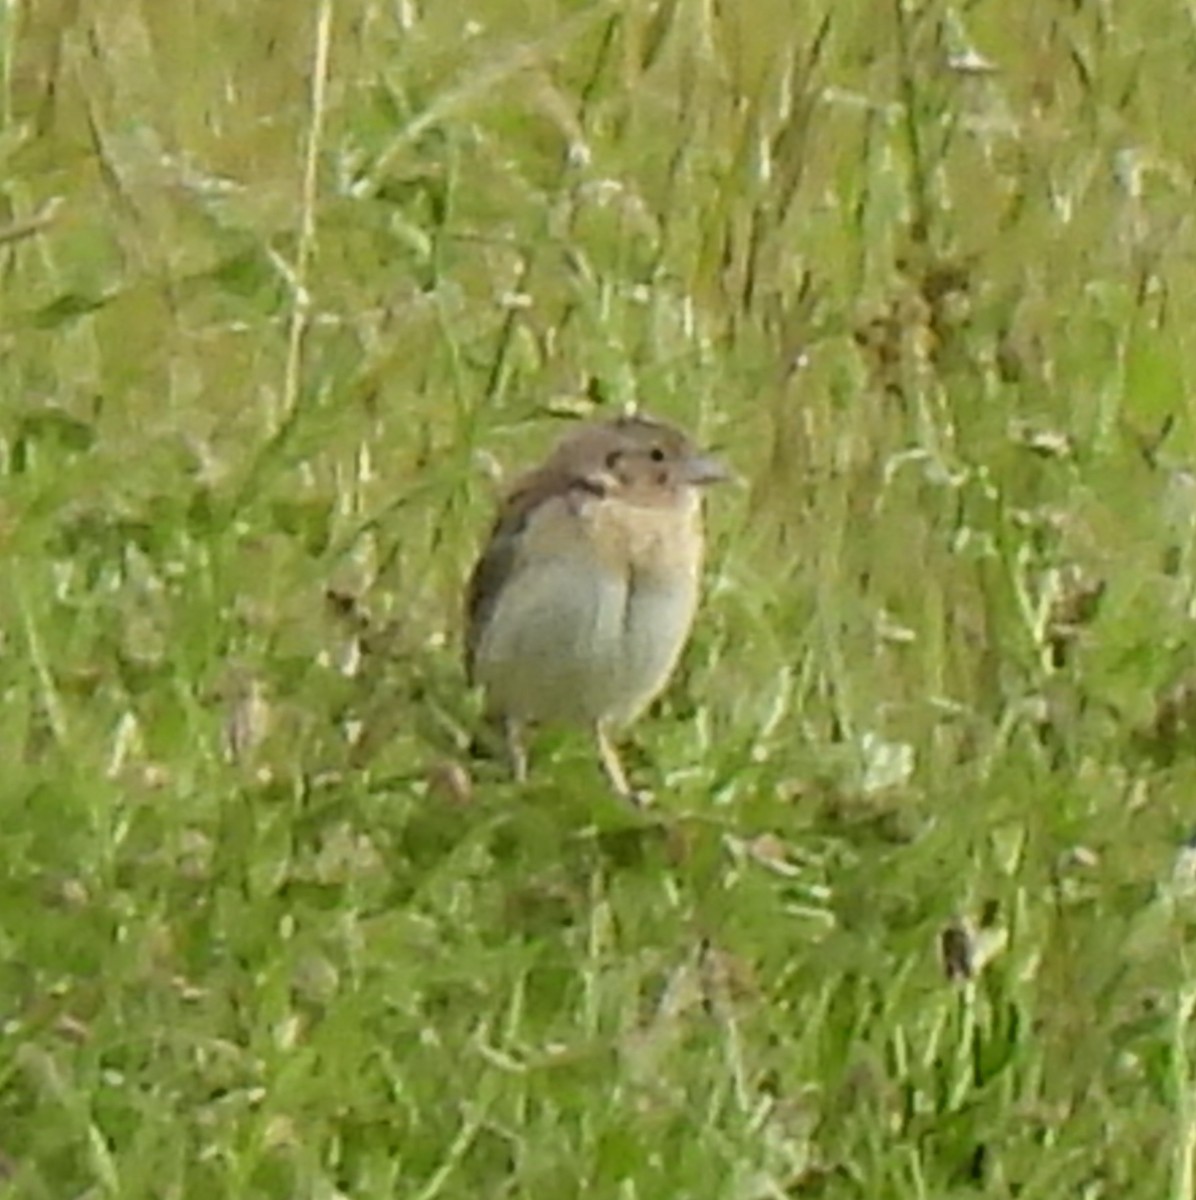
[
  {"x1": 648, "y1": 446, "x2": 666, "y2": 462},
  {"x1": 605, "y1": 450, "x2": 622, "y2": 469}
]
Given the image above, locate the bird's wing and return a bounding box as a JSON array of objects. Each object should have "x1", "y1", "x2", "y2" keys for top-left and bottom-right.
[{"x1": 465, "y1": 466, "x2": 559, "y2": 683}]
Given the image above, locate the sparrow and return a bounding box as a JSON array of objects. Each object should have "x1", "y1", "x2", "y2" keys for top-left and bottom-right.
[{"x1": 465, "y1": 412, "x2": 728, "y2": 802}]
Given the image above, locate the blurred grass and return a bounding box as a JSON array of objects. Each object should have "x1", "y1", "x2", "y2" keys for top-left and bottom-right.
[{"x1": 4, "y1": 0, "x2": 1196, "y2": 1196}]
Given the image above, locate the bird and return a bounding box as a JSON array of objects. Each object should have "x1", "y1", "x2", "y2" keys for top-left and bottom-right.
[{"x1": 464, "y1": 411, "x2": 728, "y2": 803}]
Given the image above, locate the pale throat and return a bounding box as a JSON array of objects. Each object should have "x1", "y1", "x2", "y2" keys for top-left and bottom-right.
[{"x1": 587, "y1": 488, "x2": 704, "y2": 583}]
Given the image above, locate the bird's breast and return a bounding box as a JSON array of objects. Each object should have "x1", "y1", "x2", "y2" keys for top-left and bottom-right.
[{"x1": 473, "y1": 531, "x2": 701, "y2": 727}]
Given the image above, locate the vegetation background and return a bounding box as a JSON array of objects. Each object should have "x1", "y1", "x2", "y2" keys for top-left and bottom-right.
[{"x1": 3, "y1": 0, "x2": 1196, "y2": 1195}]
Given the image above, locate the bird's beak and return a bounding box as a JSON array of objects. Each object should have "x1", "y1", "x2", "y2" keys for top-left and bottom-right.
[{"x1": 682, "y1": 452, "x2": 733, "y2": 486}]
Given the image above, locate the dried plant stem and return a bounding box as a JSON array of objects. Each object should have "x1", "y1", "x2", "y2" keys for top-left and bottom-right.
[{"x1": 276, "y1": 0, "x2": 334, "y2": 433}]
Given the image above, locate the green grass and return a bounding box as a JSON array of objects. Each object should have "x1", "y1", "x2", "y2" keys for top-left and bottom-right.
[{"x1": 4, "y1": 0, "x2": 1196, "y2": 1195}]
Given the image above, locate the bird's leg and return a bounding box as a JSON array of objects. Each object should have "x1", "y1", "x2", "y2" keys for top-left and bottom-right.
[
  {"x1": 595, "y1": 720, "x2": 650, "y2": 806},
  {"x1": 504, "y1": 717, "x2": 529, "y2": 784}
]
